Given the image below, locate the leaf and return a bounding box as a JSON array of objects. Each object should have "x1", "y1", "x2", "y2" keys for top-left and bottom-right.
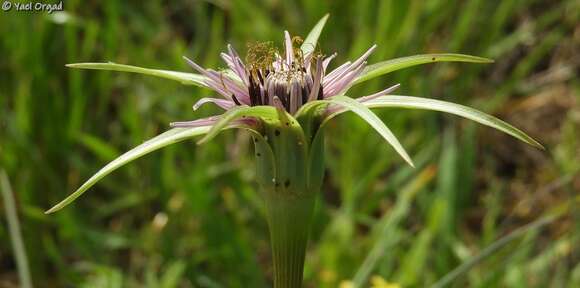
[
  {"x1": 356, "y1": 95, "x2": 544, "y2": 149},
  {"x1": 323, "y1": 96, "x2": 414, "y2": 167},
  {"x1": 46, "y1": 126, "x2": 212, "y2": 214},
  {"x1": 197, "y1": 106, "x2": 281, "y2": 144},
  {"x1": 353, "y1": 54, "x2": 494, "y2": 85},
  {"x1": 66, "y1": 62, "x2": 207, "y2": 87},
  {"x1": 301, "y1": 14, "x2": 330, "y2": 55}
]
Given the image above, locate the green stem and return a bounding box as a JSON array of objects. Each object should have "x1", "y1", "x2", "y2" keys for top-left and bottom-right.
[
  {"x1": 253, "y1": 116, "x2": 325, "y2": 288},
  {"x1": 265, "y1": 193, "x2": 316, "y2": 288}
]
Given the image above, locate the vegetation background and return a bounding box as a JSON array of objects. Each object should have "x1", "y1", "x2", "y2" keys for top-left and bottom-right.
[{"x1": 0, "y1": 0, "x2": 578, "y2": 287}]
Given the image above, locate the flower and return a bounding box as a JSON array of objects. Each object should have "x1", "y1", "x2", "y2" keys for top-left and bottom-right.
[
  {"x1": 170, "y1": 31, "x2": 394, "y2": 123},
  {"x1": 47, "y1": 14, "x2": 542, "y2": 287}
]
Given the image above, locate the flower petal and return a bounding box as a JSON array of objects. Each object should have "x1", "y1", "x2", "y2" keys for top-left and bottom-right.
[
  {"x1": 192, "y1": 98, "x2": 236, "y2": 111},
  {"x1": 183, "y1": 56, "x2": 250, "y2": 104},
  {"x1": 284, "y1": 31, "x2": 294, "y2": 66},
  {"x1": 358, "y1": 84, "x2": 401, "y2": 101}
]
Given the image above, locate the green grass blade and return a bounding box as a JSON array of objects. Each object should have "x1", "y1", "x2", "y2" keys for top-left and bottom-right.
[
  {"x1": 301, "y1": 14, "x2": 330, "y2": 55},
  {"x1": 66, "y1": 62, "x2": 207, "y2": 87},
  {"x1": 353, "y1": 54, "x2": 494, "y2": 85},
  {"x1": 324, "y1": 96, "x2": 414, "y2": 167},
  {"x1": 359, "y1": 95, "x2": 543, "y2": 149},
  {"x1": 1, "y1": 170, "x2": 33, "y2": 288},
  {"x1": 431, "y1": 215, "x2": 557, "y2": 288},
  {"x1": 46, "y1": 126, "x2": 212, "y2": 214},
  {"x1": 197, "y1": 106, "x2": 280, "y2": 144}
]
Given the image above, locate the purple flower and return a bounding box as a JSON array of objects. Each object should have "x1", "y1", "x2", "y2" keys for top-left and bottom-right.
[{"x1": 170, "y1": 31, "x2": 398, "y2": 128}]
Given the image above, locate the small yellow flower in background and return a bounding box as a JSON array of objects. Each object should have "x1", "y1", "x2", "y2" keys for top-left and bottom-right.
[
  {"x1": 338, "y1": 280, "x2": 354, "y2": 288},
  {"x1": 320, "y1": 268, "x2": 337, "y2": 284},
  {"x1": 338, "y1": 276, "x2": 401, "y2": 288},
  {"x1": 371, "y1": 275, "x2": 401, "y2": 288}
]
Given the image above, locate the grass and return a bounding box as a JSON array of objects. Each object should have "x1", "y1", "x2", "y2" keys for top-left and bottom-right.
[{"x1": 0, "y1": 0, "x2": 579, "y2": 287}]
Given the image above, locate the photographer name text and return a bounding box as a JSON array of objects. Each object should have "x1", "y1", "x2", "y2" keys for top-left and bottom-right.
[{"x1": 2, "y1": 1, "x2": 63, "y2": 13}]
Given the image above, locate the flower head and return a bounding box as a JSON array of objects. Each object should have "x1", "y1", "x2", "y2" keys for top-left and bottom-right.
[{"x1": 171, "y1": 31, "x2": 389, "y2": 127}]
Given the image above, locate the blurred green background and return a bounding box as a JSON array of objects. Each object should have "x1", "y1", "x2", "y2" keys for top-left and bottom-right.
[{"x1": 1, "y1": 0, "x2": 579, "y2": 287}]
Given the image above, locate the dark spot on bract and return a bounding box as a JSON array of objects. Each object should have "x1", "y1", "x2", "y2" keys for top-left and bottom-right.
[
  {"x1": 256, "y1": 153, "x2": 261, "y2": 157},
  {"x1": 275, "y1": 130, "x2": 280, "y2": 136},
  {"x1": 432, "y1": 57, "x2": 436, "y2": 61},
  {"x1": 284, "y1": 179, "x2": 290, "y2": 187},
  {"x1": 285, "y1": 122, "x2": 290, "y2": 126}
]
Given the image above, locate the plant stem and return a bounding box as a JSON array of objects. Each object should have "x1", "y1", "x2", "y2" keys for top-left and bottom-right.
[
  {"x1": 265, "y1": 193, "x2": 316, "y2": 288},
  {"x1": 253, "y1": 117, "x2": 325, "y2": 287}
]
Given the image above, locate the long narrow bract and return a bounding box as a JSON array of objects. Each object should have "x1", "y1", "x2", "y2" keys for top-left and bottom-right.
[
  {"x1": 329, "y1": 95, "x2": 543, "y2": 149},
  {"x1": 66, "y1": 62, "x2": 207, "y2": 87},
  {"x1": 46, "y1": 126, "x2": 211, "y2": 213}
]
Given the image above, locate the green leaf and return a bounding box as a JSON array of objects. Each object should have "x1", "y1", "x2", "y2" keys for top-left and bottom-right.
[
  {"x1": 357, "y1": 95, "x2": 544, "y2": 149},
  {"x1": 197, "y1": 105, "x2": 281, "y2": 144},
  {"x1": 353, "y1": 54, "x2": 494, "y2": 85},
  {"x1": 301, "y1": 14, "x2": 330, "y2": 55},
  {"x1": 46, "y1": 126, "x2": 211, "y2": 214},
  {"x1": 323, "y1": 96, "x2": 414, "y2": 167},
  {"x1": 66, "y1": 62, "x2": 207, "y2": 87}
]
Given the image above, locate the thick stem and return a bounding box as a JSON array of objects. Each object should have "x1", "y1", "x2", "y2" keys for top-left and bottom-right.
[
  {"x1": 264, "y1": 193, "x2": 316, "y2": 288},
  {"x1": 253, "y1": 116, "x2": 325, "y2": 288}
]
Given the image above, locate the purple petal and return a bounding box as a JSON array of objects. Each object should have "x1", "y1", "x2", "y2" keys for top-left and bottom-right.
[
  {"x1": 170, "y1": 115, "x2": 257, "y2": 128},
  {"x1": 284, "y1": 31, "x2": 293, "y2": 67},
  {"x1": 183, "y1": 56, "x2": 250, "y2": 104},
  {"x1": 323, "y1": 53, "x2": 337, "y2": 72},
  {"x1": 324, "y1": 63, "x2": 366, "y2": 97},
  {"x1": 308, "y1": 58, "x2": 324, "y2": 102},
  {"x1": 193, "y1": 98, "x2": 237, "y2": 111},
  {"x1": 184, "y1": 56, "x2": 231, "y2": 97},
  {"x1": 356, "y1": 84, "x2": 401, "y2": 103},
  {"x1": 323, "y1": 45, "x2": 377, "y2": 89},
  {"x1": 227, "y1": 44, "x2": 249, "y2": 86},
  {"x1": 323, "y1": 61, "x2": 352, "y2": 85},
  {"x1": 350, "y1": 44, "x2": 377, "y2": 69},
  {"x1": 205, "y1": 70, "x2": 251, "y2": 102},
  {"x1": 170, "y1": 115, "x2": 220, "y2": 128},
  {"x1": 325, "y1": 84, "x2": 401, "y2": 114}
]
